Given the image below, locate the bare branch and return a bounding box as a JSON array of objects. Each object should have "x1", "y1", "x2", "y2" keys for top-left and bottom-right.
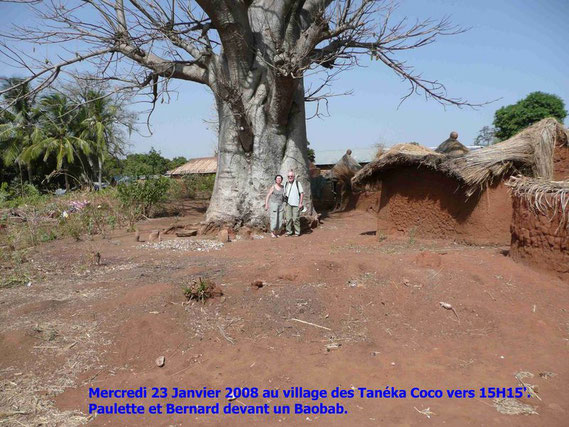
[{"x1": 292, "y1": 0, "x2": 483, "y2": 107}]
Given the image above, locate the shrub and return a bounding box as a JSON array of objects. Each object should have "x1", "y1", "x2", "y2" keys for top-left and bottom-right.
[
  {"x1": 116, "y1": 177, "x2": 171, "y2": 227},
  {"x1": 0, "y1": 181, "x2": 46, "y2": 209},
  {"x1": 182, "y1": 174, "x2": 215, "y2": 199},
  {"x1": 183, "y1": 277, "x2": 223, "y2": 303}
]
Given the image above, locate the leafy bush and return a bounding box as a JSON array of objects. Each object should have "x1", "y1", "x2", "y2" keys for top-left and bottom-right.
[
  {"x1": 166, "y1": 178, "x2": 187, "y2": 201},
  {"x1": 60, "y1": 201, "x2": 118, "y2": 240},
  {"x1": 116, "y1": 177, "x2": 171, "y2": 227},
  {"x1": 182, "y1": 174, "x2": 215, "y2": 199},
  {"x1": 0, "y1": 181, "x2": 45, "y2": 208}
]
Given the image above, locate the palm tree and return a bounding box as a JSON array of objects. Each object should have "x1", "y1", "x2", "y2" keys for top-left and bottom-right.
[
  {"x1": 0, "y1": 78, "x2": 38, "y2": 188},
  {"x1": 22, "y1": 93, "x2": 91, "y2": 189},
  {"x1": 78, "y1": 90, "x2": 122, "y2": 187}
]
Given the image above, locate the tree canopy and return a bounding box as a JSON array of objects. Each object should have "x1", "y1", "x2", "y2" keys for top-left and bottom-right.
[
  {"x1": 121, "y1": 148, "x2": 171, "y2": 178},
  {"x1": 493, "y1": 91, "x2": 567, "y2": 141},
  {"x1": 473, "y1": 125, "x2": 496, "y2": 147},
  {"x1": 0, "y1": 79, "x2": 139, "y2": 189}
]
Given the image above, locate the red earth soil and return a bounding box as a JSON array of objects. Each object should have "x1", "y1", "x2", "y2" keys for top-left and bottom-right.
[
  {"x1": 510, "y1": 193, "x2": 569, "y2": 280},
  {"x1": 1, "y1": 208, "x2": 568, "y2": 426},
  {"x1": 376, "y1": 167, "x2": 512, "y2": 245}
]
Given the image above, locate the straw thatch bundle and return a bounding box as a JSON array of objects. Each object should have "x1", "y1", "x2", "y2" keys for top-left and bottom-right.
[
  {"x1": 507, "y1": 175, "x2": 569, "y2": 230},
  {"x1": 330, "y1": 150, "x2": 362, "y2": 211},
  {"x1": 353, "y1": 118, "x2": 568, "y2": 196},
  {"x1": 331, "y1": 150, "x2": 362, "y2": 175},
  {"x1": 330, "y1": 150, "x2": 362, "y2": 186}
]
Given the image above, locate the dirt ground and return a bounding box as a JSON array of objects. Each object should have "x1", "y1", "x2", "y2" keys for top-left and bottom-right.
[{"x1": 1, "y1": 204, "x2": 568, "y2": 426}]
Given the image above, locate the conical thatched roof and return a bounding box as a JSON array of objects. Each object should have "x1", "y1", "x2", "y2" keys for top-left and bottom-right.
[
  {"x1": 436, "y1": 132, "x2": 469, "y2": 157},
  {"x1": 352, "y1": 118, "x2": 568, "y2": 196}
]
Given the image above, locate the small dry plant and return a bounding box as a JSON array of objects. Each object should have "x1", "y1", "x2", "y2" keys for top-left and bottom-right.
[{"x1": 183, "y1": 277, "x2": 223, "y2": 303}]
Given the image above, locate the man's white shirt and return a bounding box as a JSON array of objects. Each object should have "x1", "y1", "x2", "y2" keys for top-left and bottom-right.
[{"x1": 285, "y1": 180, "x2": 304, "y2": 207}]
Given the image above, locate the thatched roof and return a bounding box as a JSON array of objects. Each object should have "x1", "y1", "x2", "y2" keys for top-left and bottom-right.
[
  {"x1": 167, "y1": 156, "x2": 217, "y2": 176},
  {"x1": 353, "y1": 118, "x2": 568, "y2": 196},
  {"x1": 508, "y1": 175, "x2": 569, "y2": 229},
  {"x1": 329, "y1": 149, "x2": 362, "y2": 182},
  {"x1": 435, "y1": 137, "x2": 469, "y2": 157}
]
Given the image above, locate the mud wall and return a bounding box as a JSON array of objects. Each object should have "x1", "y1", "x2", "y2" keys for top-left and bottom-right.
[
  {"x1": 376, "y1": 167, "x2": 512, "y2": 245},
  {"x1": 553, "y1": 142, "x2": 569, "y2": 180},
  {"x1": 510, "y1": 194, "x2": 569, "y2": 279},
  {"x1": 352, "y1": 191, "x2": 381, "y2": 213}
]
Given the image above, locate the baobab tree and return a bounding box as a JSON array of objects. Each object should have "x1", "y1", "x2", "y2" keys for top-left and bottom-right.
[{"x1": 0, "y1": 0, "x2": 476, "y2": 227}]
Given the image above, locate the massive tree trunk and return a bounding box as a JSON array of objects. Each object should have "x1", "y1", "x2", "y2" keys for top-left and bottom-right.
[
  {"x1": 207, "y1": 81, "x2": 312, "y2": 228},
  {"x1": 203, "y1": 3, "x2": 315, "y2": 229}
]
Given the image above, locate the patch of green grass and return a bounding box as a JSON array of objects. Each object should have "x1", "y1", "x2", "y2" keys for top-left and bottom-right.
[
  {"x1": 0, "y1": 275, "x2": 29, "y2": 289},
  {"x1": 407, "y1": 226, "x2": 417, "y2": 246},
  {"x1": 0, "y1": 247, "x2": 33, "y2": 289}
]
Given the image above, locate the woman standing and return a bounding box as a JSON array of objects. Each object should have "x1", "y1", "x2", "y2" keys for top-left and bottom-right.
[{"x1": 265, "y1": 175, "x2": 285, "y2": 237}]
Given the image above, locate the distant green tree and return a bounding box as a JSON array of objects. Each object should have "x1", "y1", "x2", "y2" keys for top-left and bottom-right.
[
  {"x1": 474, "y1": 126, "x2": 497, "y2": 146},
  {"x1": 307, "y1": 140, "x2": 316, "y2": 163},
  {"x1": 122, "y1": 148, "x2": 170, "y2": 178},
  {"x1": 168, "y1": 156, "x2": 188, "y2": 171},
  {"x1": 493, "y1": 92, "x2": 567, "y2": 141},
  {"x1": 147, "y1": 147, "x2": 168, "y2": 175}
]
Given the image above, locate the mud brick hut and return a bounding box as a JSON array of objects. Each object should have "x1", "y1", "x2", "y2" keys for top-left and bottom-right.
[
  {"x1": 352, "y1": 119, "x2": 569, "y2": 245},
  {"x1": 508, "y1": 176, "x2": 569, "y2": 279}
]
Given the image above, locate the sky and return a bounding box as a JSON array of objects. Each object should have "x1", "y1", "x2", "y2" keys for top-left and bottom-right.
[{"x1": 1, "y1": 0, "x2": 568, "y2": 159}]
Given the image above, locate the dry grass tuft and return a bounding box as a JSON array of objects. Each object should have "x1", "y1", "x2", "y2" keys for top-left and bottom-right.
[
  {"x1": 183, "y1": 277, "x2": 223, "y2": 303},
  {"x1": 493, "y1": 398, "x2": 538, "y2": 415},
  {"x1": 508, "y1": 175, "x2": 569, "y2": 230}
]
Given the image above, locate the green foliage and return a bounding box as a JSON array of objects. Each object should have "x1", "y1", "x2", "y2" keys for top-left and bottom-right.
[
  {"x1": 60, "y1": 214, "x2": 84, "y2": 241},
  {"x1": 169, "y1": 156, "x2": 188, "y2": 170},
  {"x1": 0, "y1": 181, "x2": 45, "y2": 208},
  {"x1": 493, "y1": 92, "x2": 567, "y2": 141},
  {"x1": 21, "y1": 94, "x2": 92, "y2": 175},
  {"x1": 122, "y1": 148, "x2": 171, "y2": 178},
  {"x1": 0, "y1": 247, "x2": 32, "y2": 289},
  {"x1": 182, "y1": 174, "x2": 215, "y2": 199},
  {"x1": 0, "y1": 78, "x2": 39, "y2": 185},
  {"x1": 116, "y1": 177, "x2": 171, "y2": 226},
  {"x1": 307, "y1": 140, "x2": 315, "y2": 162},
  {"x1": 166, "y1": 179, "x2": 187, "y2": 201},
  {"x1": 78, "y1": 202, "x2": 117, "y2": 238},
  {"x1": 76, "y1": 86, "x2": 134, "y2": 185},
  {"x1": 1, "y1": 79, "x2": 136, "y2": 190},
  {"x1": 474, "y1": 126, "x2": 497, "y2": 147},
  {"x1": 1, "y1": 187, "x2": 124, "y2": 250}
]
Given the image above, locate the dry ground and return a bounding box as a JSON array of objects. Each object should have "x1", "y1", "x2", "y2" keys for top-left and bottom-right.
[{"x1": 1, "y1": 206, "x2": 568, "y2": 426}]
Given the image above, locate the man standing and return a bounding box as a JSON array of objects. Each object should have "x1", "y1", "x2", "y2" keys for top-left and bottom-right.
[{"x1": 284, "y1": 170, "x2": 304, "y2": 236}]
